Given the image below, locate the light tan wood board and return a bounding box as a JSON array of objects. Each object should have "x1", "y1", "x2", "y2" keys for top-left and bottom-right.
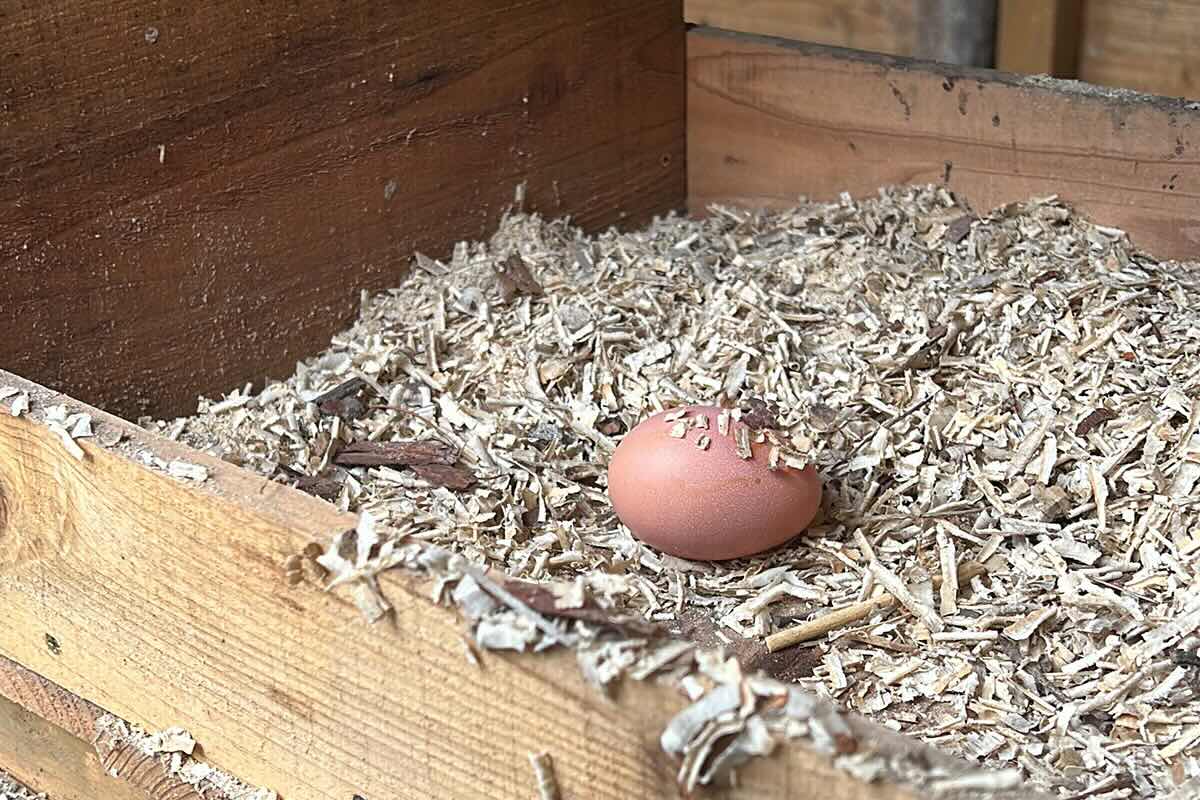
[
  {"x1": 686, "y1": 0, "x2": 926, "y2": 56},
  {"x1": 995, "y1": 0, "x2": 1081, "y2": 77},
  {"x1": 0, "y1": 369, "x2": 1051, "y2": 800},
  {"x1": 1078, "y1": 0, "x2": 1200, "y2": 99},
  {"x1": 688, "y1": 28, "x2": 1200, "y2": 261},
  {"x1": 684, "y1": 0, "x2": 995, "y2": 66}
]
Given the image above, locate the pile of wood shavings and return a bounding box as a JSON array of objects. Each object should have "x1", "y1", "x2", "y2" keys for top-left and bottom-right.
[
  {"x1": 155, "y1": 184, "x2": 1200, "y2": 796},
  {"x1": 94, "y1": 716, "x2": 277, "y2": 800},
  {"x1": 0, "y1": 772, "x2": 44, "y2": 800}
]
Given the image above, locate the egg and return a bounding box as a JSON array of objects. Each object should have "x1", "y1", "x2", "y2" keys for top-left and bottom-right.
[{"x1": 606, "y1": 405, "x2": 822, "y2": 561}]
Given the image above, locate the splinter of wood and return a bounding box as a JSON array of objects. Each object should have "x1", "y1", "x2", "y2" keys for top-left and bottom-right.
[{"x1": 765, "y1": 562, "x2": 988, "y2": 653}]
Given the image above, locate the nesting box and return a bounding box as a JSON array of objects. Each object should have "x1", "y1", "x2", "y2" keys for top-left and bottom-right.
[{"x1": 3, "y1": 3, "x2": 1199, "y2": 799}]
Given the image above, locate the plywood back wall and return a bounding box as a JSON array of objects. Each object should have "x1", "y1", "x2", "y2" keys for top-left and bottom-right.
[{"x1": 1, "y1": 1, "x2": 686, "y2": 419}]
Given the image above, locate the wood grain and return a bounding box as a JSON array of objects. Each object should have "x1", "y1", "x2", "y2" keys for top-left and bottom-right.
[
  {"x1": 995, "y1": 0, "x2": 1081, "y2": 77},
  {"x1": 1078, "y1": 0, "x2": 1200, "y2": 98},
  {"x1": 684, "y1": 0, "x2": 995, "y2": 66},
  {"x1": 0, "y1": 0, "x2": 685, "y2": 420},
  {"x1": 688, "y1": 28, "x2": 1200, "y2": 261},
  {"x1": 0, "y1": 370, "x2": 1051, "y2": 799}
]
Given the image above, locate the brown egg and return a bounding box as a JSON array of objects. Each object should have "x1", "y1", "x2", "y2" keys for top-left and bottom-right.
[{"x1": 606, "y1": 405, "x2": 822, "y2": 561}]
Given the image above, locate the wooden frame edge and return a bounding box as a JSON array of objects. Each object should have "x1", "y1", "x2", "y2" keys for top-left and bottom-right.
[{"x1": 0, "y1": 369, "x2": 1056, "y2": 798}]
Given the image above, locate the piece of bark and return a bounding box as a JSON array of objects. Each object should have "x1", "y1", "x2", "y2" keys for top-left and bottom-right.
[
  {"x1": 503, "y1": 580, "x2": 662, "y2": 637},
  {"x1": 311, "y1": 377, "x2": 371, "y2": 419},
  {"x1": 740, "y1": 397, "x2": 780, "y2": 431},
  {"x1": 411, "y1": 463, "x2": 477, "y2": 490},
  {"x1": 1075, "y1": 408, "x2": 1116, "y2": 437},
  {"x1": 334, "y1": 440, "x2": 456, "y2": 467},
  {"x1": 294, "y1": 475, "x2": 344, "y2": 502},
  {"x1": 495, "y1": 254, "x2": 544, "y2": 302},
  {"x1": 944, "y1": 214, "x2": 975, "y2": 244}
]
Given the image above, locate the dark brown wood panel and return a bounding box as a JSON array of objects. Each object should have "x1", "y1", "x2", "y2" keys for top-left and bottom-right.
[
  {"x1": 1, "y1": 1, "x2": 686, "y2": 418},
  {"x1": 688, "y1": 28, "x2": 1200, "y2": 261}
]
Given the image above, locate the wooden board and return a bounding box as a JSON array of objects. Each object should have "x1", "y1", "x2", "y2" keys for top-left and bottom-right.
[
  {"x1": 685, "y1": 0, "x2": 927, "y2": 57},
  {"x1": 0, "y1": 371, "x2": 1049, "y2": 799},
  {"x1": 0, "y1": 693, "x2": 144, "y2": 800},
  {"x1": 0, "y1": 0, "x2": 686, "y2": 420},
  {"x1": 1078, "y1": 0, "x2": 1200, "y2": 99},
  {"x1": 683, "y1": 0, "x2": 996, "y2": 66},
  {"x1": 688, "y1": 28, "x2": 1200, "y2": 262},
  {"x1": 995, "y1": 0, "x2": 1081, "y2": 77}
]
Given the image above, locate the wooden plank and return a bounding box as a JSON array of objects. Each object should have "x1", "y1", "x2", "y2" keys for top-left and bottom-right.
[
  {"x1": 995, "y1": 0, "x2": 1081, "y2": 77},
  {"x1": 0, "y1": 0, "x2": 685, "y2": 420},
  {"x1": 0, "y1": 371, "x2": 1049, "y2": 800},
  {"x1": 685, "y1": 0, "x2": 926, "y2": 56},
  {"x1": 688, "y1": 28, "x2": 1200, "y2": 262},
  {"x1": 1078, "y1": 0, "x2": 1200, "y2": 98},
  {"x1": 0, "y1": 693, "x2": 144, "y2": 800},
  {"x1": 0, "y1": 654, "x2": 241, "y2": 800},
  {"x1": 684, "y1": 0, "x2": 995, "y2": 66}
]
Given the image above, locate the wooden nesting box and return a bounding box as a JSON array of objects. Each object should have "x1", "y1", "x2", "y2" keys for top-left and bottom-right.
[{"x1": 3, "y1": 3, "x2": 1200, "y2": 798}]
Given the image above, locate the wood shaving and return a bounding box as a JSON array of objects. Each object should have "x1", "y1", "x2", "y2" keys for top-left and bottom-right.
[
  {"x1": 94, "y1": 716, "x2": 276, "y2": 800},
  {"x1": 528, "y1": 751, "x2": 561, "y2": 800},
  {"x1": 156, "y1": 185, "x2": 1200, "y2": 796}
]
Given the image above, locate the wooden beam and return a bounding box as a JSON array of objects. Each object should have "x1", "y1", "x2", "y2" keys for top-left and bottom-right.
[
  {"x1": 684, "y1": 0, "x2": 995, "y2": 66},
  {"x1": 685, "y1": 0, "x2": 928, "y2": 57},
  {"x1": 995, "y1": 0, "x2": 1081, "y2": 77},
  {"x1": 1078, "y1": 0, "x2": 1200, "y2": 98},
  {"x1": 688, "y1": 28, "x2": 1200, "y2": 262},
  {"x1": 0, "y1": 371, "x2": 1050, "y2": 799},
  {"x1": 0, "y1": 0, "x2": 685, "y2": 420},
  {"x1": 0, "y1": 693, "x2": 144, "y2": 800}
]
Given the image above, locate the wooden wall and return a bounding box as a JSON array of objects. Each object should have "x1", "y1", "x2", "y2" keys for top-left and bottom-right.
[
  {"x1": 688, "y1": 29, "x2": 1200, "y2": 262},
  {"x1": 1078, "y1": 0, "x2": 1200, "y2": 98},
  {"x1": 0, "y1": 1, "x2": 686, "y2": 419},
  {"x1": 690, "y1": 0, "x2": 1200, "y2": 100},
  {"x1": 684, "y1": 0, "x2": 997, "y2": 66}
]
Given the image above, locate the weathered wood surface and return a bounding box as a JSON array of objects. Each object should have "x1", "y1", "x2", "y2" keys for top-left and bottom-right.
[
  {"x1": 684, "y1": 0, "x2": 996, "y2": 66},
  {"x1": 0, "y1": 370, "x2": 1051, "y2": 799},
  {"x1": 1078, "y1": 0, "x2": 1200, "y2": 99},
  {"x1": 688, "y1": 28, "x2": 1200, "y2": 261},
  {"x1": 995, "y1": 0, "x2": 1081, "y2": 77},
  {"x1": 0, "y1": 0, "x2": 686, "y2": 420}
]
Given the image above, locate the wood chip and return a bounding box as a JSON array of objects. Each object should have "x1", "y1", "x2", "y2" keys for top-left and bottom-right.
[
  {"x1": 1002, "y1": 606, "x2": 1056, "y2": 641},
  {"x1": 734, "y1": 425, "x2": 752, "y2": 459},
  {"x1": 868, "y1": 560, "x2": 944, "y2": 634},
  {"x1": 496, "y1": 254, "x2": 544, "y2": 302}
]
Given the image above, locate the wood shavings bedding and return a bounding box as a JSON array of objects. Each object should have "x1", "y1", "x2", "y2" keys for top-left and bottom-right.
[
  {"x1": 153, "y1": 184, "x2": 1200, "y2": 797},
  {"x1": 0, "y1": 772, "x2": 44, "y2": 800}
]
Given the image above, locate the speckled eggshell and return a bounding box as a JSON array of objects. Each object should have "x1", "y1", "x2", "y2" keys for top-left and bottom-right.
[{"x1": 606, "y1": 405, "x2": 822, "y2": 561}]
